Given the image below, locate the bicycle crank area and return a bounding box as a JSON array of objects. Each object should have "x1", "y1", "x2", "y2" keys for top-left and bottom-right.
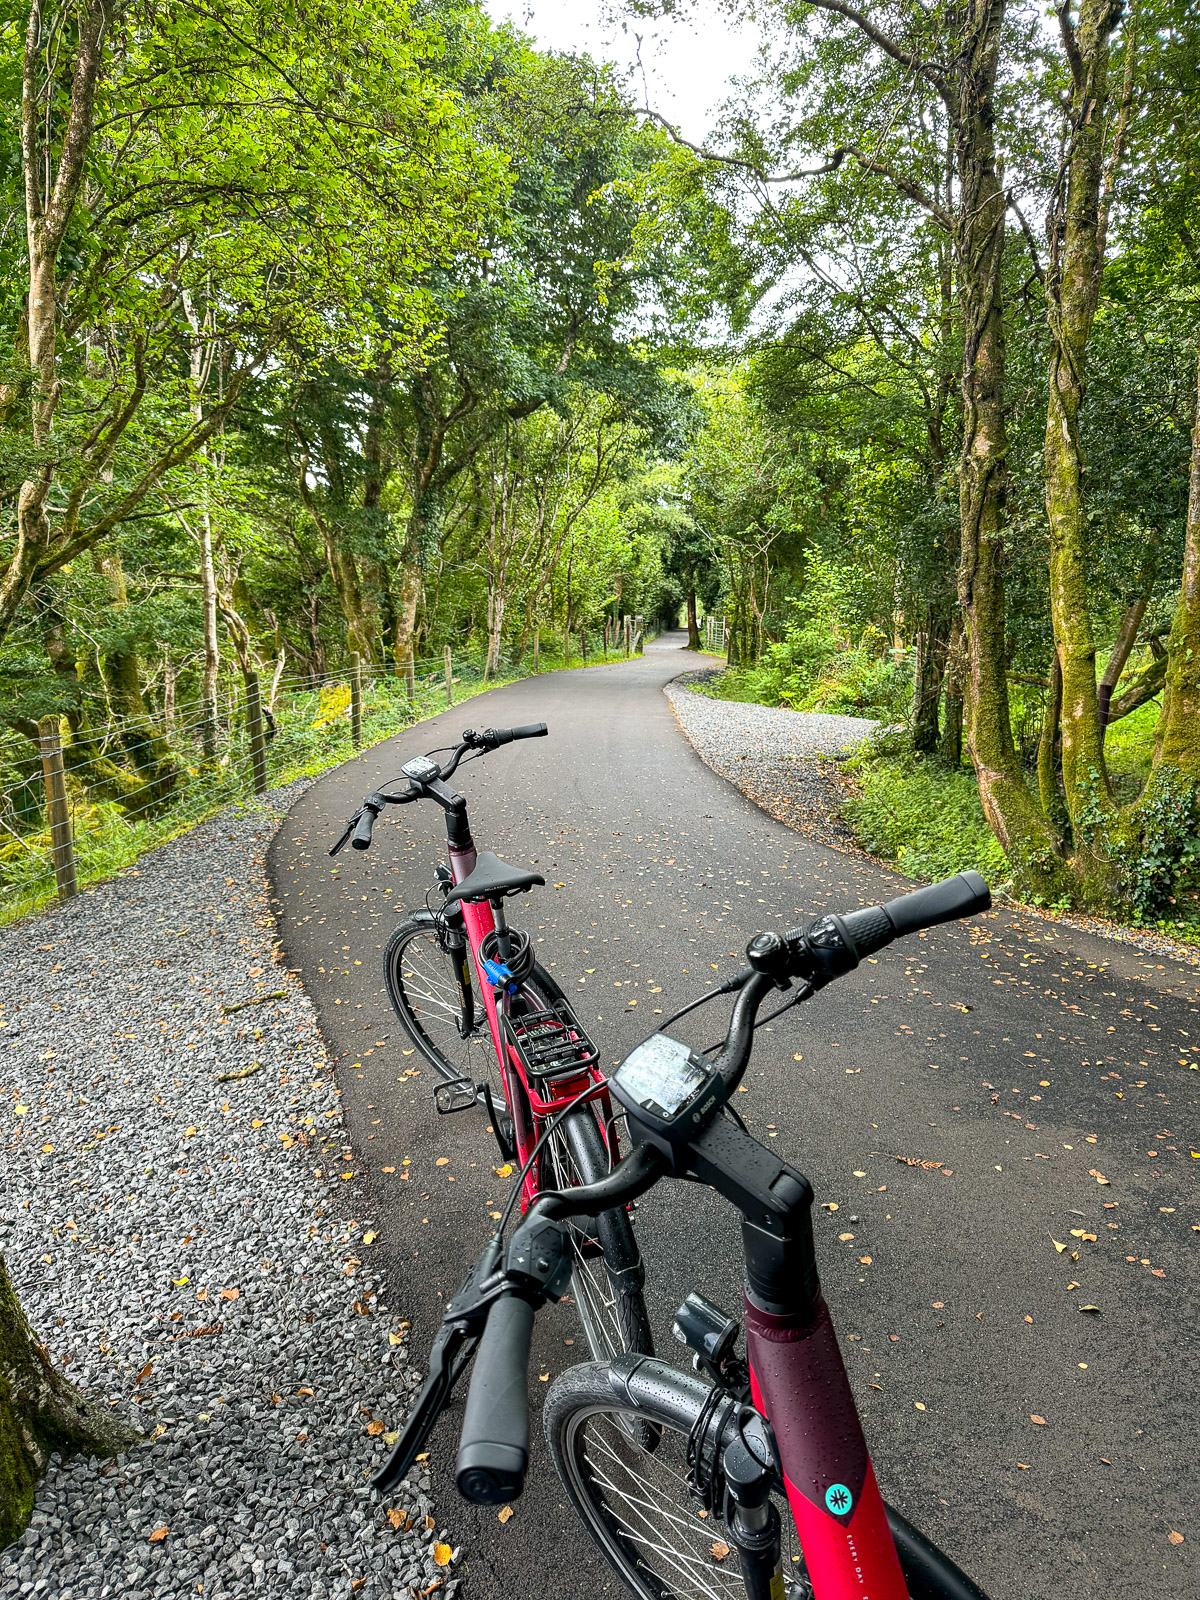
[{"x1": 268, "y1": 632, "x2": 1199, "y2": 1600}]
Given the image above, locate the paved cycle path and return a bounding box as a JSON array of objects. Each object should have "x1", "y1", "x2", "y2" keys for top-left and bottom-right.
[{"x1": 268, "y1": 634, "x2": 1199, "y2": 1600}]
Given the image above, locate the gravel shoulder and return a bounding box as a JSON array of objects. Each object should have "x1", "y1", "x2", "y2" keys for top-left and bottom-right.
[
  {"x1": 664, "y1": 674, "x2": 875, "y2": 851},
  {"x1": 0, "y1": 784, "x2": 457, "y2": 1600}
]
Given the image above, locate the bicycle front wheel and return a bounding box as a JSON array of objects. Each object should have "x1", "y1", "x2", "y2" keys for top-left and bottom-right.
[
  {"x1": 545, "y1": 1362, "x2": 808, "y2": 1600},
  {"x1": 384, "y1": 915, "x2": 492, "y2": 1086}
]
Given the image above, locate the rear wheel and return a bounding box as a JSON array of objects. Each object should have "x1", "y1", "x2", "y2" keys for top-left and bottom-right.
[{"x1": 383, "y1": 914, "x2": 653, "y2": 1362}]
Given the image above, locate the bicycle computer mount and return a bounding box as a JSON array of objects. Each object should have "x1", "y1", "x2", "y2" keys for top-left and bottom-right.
[{"x1": 610, "y1": 1033, "x2": 729, "y2": 1155}]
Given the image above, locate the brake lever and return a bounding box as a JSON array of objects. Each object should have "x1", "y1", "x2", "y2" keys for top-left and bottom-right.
[
  {"x1": 370, "y1": 1320, "x2": 478, "y2": 1492},
  {"x1": 329, "y1": 815, "x2": 359, "y2": 857}
]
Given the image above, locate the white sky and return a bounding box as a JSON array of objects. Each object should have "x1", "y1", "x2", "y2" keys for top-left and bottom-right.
[{"x1": 483, "y1": 0, "x2": 764, "y2": 145}]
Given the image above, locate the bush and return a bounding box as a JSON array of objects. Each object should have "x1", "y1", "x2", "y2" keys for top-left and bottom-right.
[{"x1": 842, "y1": 747, "x2": 1009, "y2": 887}]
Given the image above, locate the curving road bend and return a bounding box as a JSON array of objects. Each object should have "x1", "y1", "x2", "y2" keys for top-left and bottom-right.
[{"x1": 268, "y1": 633, "x2": 1199, "y2": 1600}]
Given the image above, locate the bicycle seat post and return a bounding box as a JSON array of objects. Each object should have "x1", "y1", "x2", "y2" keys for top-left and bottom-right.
[{"x1": 491, "y1": 897, "x2": 513, "y2": 963}]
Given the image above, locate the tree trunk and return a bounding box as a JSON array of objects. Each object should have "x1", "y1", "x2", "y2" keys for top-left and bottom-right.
[
  {"x1": 686, "y1": 582, "x2": 701, "y2": 650},
  {"x1": 1098, "y1": 542, "x2": 1158, "y2": 734},
  {"x1": 393, "y1": 563, "x2": 421, "y2": 699},
  {"x1": 911, "y1": 607, "x2": 949, "y2": 755},
  {"x1": 0, "y1": 1255, "x2": 140, "y2": 1549},
  {"x1": 1037, "y1": 648, "x2": 1064, "y2": 821},
  {"x1": 1153, "y1": 348, "x2": 1200, "y2": 781},
  {"x1": 1043, "y1": 0, "x2": 1124, "y2": 823},
  {"x1": 954, "y1": 12, "x2": 1064, "y2": 890}
]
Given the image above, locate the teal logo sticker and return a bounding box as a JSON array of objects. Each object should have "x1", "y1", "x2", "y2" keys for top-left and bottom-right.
[{"x1": 825, "y1": 1483, "x2": 853, "y2": 1516}]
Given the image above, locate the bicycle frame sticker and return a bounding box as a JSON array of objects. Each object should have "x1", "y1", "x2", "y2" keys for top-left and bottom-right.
[{"x1": 744, "y1": 1295, "x2": 910, "y2": 1600}]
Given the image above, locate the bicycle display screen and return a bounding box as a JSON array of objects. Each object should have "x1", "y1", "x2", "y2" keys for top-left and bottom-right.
[{"x1": 610, "y1": 1034, "x2": 722, "y2": 1141}]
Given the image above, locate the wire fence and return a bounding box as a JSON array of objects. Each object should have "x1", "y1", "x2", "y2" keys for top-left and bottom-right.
[{"x1": 0, "y1": 622, "x2": 646, "y2": 925}]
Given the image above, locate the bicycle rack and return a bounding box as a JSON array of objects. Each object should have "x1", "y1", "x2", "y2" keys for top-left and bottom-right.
[{"x1": 502, "y1": 1000, "x2": 599, "y2": 1093}]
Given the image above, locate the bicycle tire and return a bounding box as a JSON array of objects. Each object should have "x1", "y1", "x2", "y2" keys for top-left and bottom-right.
[
  {"x1": 383, "y1": 913, "x2": 653, "y2": 1363},
  {"x1": 545, "y1": 1360, "x2": 990, "y2": 1600}
]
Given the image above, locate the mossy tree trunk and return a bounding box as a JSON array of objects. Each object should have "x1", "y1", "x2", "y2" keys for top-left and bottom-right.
[
  {"x1": 0, "y1": 1256, "x2": 140, "y2": 1550},
  {"x1": 1154, "y1": 348, "x2": 1200, "y2": 783},
  {"x1": 1043, "y1": 0, "x2": 1124, "y2": 832},
  {"x1": 953, "y1": 1, "x2": 1066, "y2": 895}
]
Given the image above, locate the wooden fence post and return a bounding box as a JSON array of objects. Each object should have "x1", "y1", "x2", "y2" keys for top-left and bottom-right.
[
  {"x1": 350, "y1": 652, "x2": 363, "y2": 749},
  {"x1": 580, "y1": 627, "x2": 586, "y2": 663},
  {"x1": 243, "y1": 669, "x2": 268, "y2": 796},
  {"x1": 37, "y1": 716, "x2": 77, "y2": 901},
  {"x1": 533, "y1": 631, "x2": 539, "y2": 673},
  {"x1": 444, "y1": 645, "x2": 453, "y2": 707},
  {"x1": 624, "y1": 617, "x2": 631, "y2": 657}
]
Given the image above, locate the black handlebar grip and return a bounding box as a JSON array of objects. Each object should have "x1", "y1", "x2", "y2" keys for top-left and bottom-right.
[
  {"x1": 351, "y1": 804, "x2": 379, "y2": 851},
  {"x1": 882, "y1": 871, "x2": 991, "y2": 939},
  {"x1": 510, "y1": 722, "x2": 548, "y2": 740},
  {"x1": 455, "y1": 1293, "x2": 534, "y2": 1505}
]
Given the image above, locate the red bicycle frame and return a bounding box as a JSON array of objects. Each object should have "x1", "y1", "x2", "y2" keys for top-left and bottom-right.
[{"x1": 446, "y1": 830, "x2": 614, "y2": 1214}]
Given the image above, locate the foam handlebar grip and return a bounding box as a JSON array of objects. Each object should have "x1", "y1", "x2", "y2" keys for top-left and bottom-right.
[
  {"x1": 454, "y1": 1294, "x2": 534, "y2": 1505},
  {"x1": 881, "y1": 871, "x2": 991, "y2": 938},
  {"x1": 510, "y1": 723, "x2": 548, "y2": 740}
]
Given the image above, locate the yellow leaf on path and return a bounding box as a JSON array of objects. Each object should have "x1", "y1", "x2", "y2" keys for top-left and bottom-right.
[
  {"x1": 1167, "y1": 1531, "x2": 1184, "y2": 1546},
  {"x1": 914, "y1": 1402, "x2": 926, "y2": 1411},
  {"x1": 435, "y1": 1157, "x2": 450, "y2": 1167},
  {"x1": 1089, "y1": 1169, "x2": 1111, "y2": 1185},
  {"x1": 493, "y1": 1164, "x2": 513, "y2": 1178},
  {"x1": 433, "y1": 1543, "x2": 452, "y2": 1567},
  {"x1": 366, "y1": 1419, "x2": 384, "y2": 1436},
  {"x1": 859, "y1": 1256, "x2": 872, "y2": 1265},
  {"x1": 711, "y1": 1542, "x2": 730, "y2": 1561},
  {"x1": 382, "y1": 1431, "x2": 399, "y2": 1445},
  {"x1": 497, "y1": 1506, "x2": 514, "y2": 1524},
  {"x1": 362, "y1": 1231, "x2": 377, "y2": 1245},
  {"x1": 341, "y1": 1172, "x2": 354, "y2": 1180},
  {"x1": 148, "y1": 1526, "x2": 169, "y2": 1543},
  {"x1": 1051, "y1": 1239, "x2": 1066, "y2": 1253},
  {"x1": 1079, "y1": 1305, "x2": 1102, "y2": 1313},
  {"x1": 220, "y1": 1287, "x2": 239, "y2": 1300},
  {"x1": 14, "y1": 1106, "x2": 27, "y2": 1115},
  {"x1": 821, "y1": 1202, "x2": 838, "y2": 1212},
  {"x1": 184, "y1": 1126, "x2": 197, "y2": 1137},
  {"x1": 1031, "y1": 1415, "x2": 1046, "y2": 1425},
  {"x1": 195, "y1": 1288, "x2": 208, "y2": 1302},
  {"x1": 251, "y1": 1120, "x2": 263, "y2": 1129},
  {"x1": 172, "y1": 1276, "x2": 189, "y2": 1286},
  {"x1": 386, "y1": 1508, "x2": 407, "y2": 1530}
]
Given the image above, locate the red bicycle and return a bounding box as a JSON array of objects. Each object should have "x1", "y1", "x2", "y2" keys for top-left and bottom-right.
[
  {"x1": 329, "y1": 720, "x2": 652, "y2": 1366},
  {"x1": 368, "y1": 866, "x2": 995, "y2": 1600}
]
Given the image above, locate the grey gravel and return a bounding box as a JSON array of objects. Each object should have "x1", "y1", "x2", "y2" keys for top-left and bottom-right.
[
  {"x1": 665, "y1": 674, "x2": 875, "y2": 849},
  {"x1": 0, "y1": 784, "x2": 455, "y2": 1599}
]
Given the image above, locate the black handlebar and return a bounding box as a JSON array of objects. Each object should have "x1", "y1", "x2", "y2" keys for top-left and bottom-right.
[
  {"x1": 454, "y1": 1293, "x2": 535, "y2": 1503},
  {"x1": 481, "y1": 722, "x2": 547, "y2": 746}
]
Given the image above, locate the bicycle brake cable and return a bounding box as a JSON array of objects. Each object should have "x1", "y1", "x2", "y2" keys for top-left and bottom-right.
[{"x1": 493, "y1": 1079, "x2": 608, "y2": 1239}]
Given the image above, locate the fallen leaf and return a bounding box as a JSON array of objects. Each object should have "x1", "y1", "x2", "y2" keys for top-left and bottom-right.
[
  {"x1": 296, "y1": 1386, "x2": 314, "y2": 1396},
  {"x1": 195, "y1": 1288, "x2": 208, "y2": 1302},
  {"x1": 711, "y1": 1542, "x2": 731, "y2": 1561},
  {"x1": 1030, "y1": 1415, "x2": 1046, "y2": 1426},
  {"x1": 386, "y1": 1509, "x2": 407, "y2": 1531},
  {"x1": 821, "y1": 1202, "x2": 838, "y2": 1212},
  {"x1": 497, "y1": 1506, "x2": 514, "y2": 1524},
  {"x1": 251, "y1": 1120, "x2": 263, "y2": 1130},
  {"x1": 1089, "y1": 1169, "x2": 1111, "y2": 1185},
  {"x1": 1052, "y1": 1239, "x2": 1066, "y2": 1253},
  {"x1": 1079, "y1": 1305, "x2": 1102, "y2": 1314},
  {"x1": 838, "y1": 1232, "x2": 855, "y2": 1242},
  {"x1": 859, "y1": 1256, "x2": 872, "y2": 1265},
  {"x1": 340, "y1": 1172, "x2": 354, "y2": 1180},
  {"x1": 914, "y1": 1402, "x2": 926, "y2": 1411},
  {"x1": 219, "y1": 1288, "x2": 239, "y2": 1300},
  {"x1": 1017, "y1": 1462, "x2": 1030, "y2": 1470},
  {"x1": 383, "y1": 1431, "x2": 399, "y2": 1445},
  {"x1": 1066, "y1": 1281, "x2": 1080, "y2": 1290},
  {"x1": 362, "y1": 1231, "x2": 377, "y2": 1245},
  {"x1": 1150, "y1": 1268, "x2": 1166, "y2": 1279},
  {"x1": 493, "y1": 1164, "x2": 513, "y2": 1178},
  {"x1": 148, "y1": 1526, "x2": 169, "y2": 1543},
  {"x1": 1167, "y1": 1531, "x2": 1184, "y2": 1546},
  {"x1": 853, "y1": 1169, "x2": 866, "y2": 1177},
  {"x1": 435, "y1": 1157, "x2": 450, "y2": 1167},
  {"x1": 366, "y1": 1419, "x2": 384, "y2": 1436},
  {"x1": 135, "y1": 1361, "x2": 153, "y2": 1384},
  {"x1": 433, "y1": 1543, "x2": 452, "y2": 1567}
]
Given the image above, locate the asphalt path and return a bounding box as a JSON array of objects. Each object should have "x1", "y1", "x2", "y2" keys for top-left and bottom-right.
[{"x1": 268, "y1": 633, "x2": 1199, "y2": 1600}]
